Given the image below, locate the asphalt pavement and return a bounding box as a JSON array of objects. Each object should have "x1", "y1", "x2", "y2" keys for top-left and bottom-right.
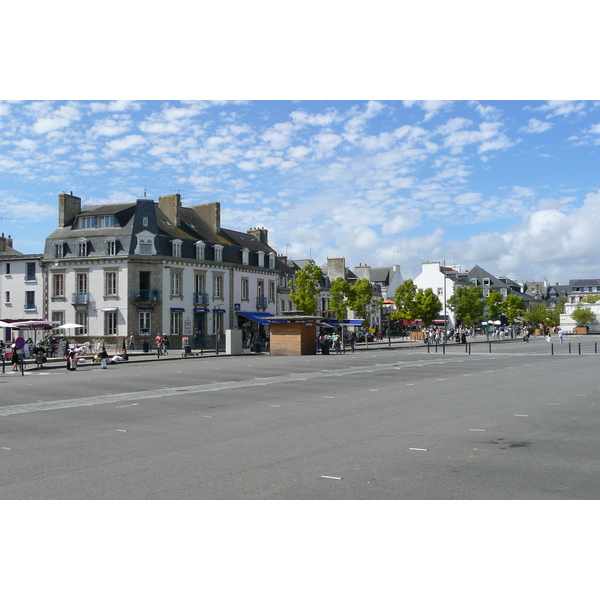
[{"x1": 1, "y1": 334, "x2": 599, "y2": 499}]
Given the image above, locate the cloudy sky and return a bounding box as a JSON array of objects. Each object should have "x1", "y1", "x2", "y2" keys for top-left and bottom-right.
[{"x1": 2, "y1": 98, "x2": 600, "y2": 284}]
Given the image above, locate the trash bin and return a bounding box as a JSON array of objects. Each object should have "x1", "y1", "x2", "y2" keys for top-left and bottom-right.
[
  {"x1": 142, "y1": 341, "x2": 149, "y2": 353},
  {"x1": 253, "y1": 342, "x2": 262, "y2": 353},
  {"x1": 184, "y1": 344, "x2": 191, "y2": 356}
]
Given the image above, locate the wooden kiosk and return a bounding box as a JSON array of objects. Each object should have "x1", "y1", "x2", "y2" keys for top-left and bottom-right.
[{"x1": 263, "y1": 312, "x2": 324, "y2": 356}]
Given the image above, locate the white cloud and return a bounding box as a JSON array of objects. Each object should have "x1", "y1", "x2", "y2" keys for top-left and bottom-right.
[
  {"x1": 89, "y1": 118, "x2": 130, "y2": 138},
  {"x1": 521, "y1": 118, "x2": 552, "y2": 134},
  {"x1": 530, "y1": 100, "x2": 587, "y2": 118},
  {"x1": 32, "y1": 103, "x2": 80, "y2": 134},
  {"x1": 90, "y1": 100, "x2": 141, "y2": 113},
  {"x1": 106, "y1": 135, "x2": 148, "y2": 153},
  {"x1": 512, "y1": 186, "x2": 535, "y2": 198},
  {"x1": 310, "y1": 132, "x2": 343, "y2": 156}
]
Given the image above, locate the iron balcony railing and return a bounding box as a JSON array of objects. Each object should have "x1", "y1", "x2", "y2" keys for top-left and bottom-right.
[
  {"x1": 131, "y1": 289, "x2": 160, "y2": 302},
  {"x1": 71, "y1": 292, "x2": 90, "y2": 304},
  {"x1": 193, "y1": 292, "x2": 209, "y2": 304},
  {"x1": 256, "y1": 296, "x2": 268, "y2": 309}
]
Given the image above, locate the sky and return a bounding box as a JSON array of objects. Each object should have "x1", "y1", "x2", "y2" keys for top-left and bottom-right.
[{"x1": 1, "y1": 98, "x2": 600, "y2": 285}]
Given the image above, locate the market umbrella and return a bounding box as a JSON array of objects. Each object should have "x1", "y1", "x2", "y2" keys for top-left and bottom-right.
[{"x1": 55, "y1": 323, "x2": 81, "y2": 330}]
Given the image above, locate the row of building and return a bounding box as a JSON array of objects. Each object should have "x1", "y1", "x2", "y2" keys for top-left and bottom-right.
[{"x1": 1, "y1": 191, "x2": 598, "y2": 347}]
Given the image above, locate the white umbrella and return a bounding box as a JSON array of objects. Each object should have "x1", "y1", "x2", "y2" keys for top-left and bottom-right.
[{"x1": 55, "y1": 323, "x2": 81, "y2": 329}]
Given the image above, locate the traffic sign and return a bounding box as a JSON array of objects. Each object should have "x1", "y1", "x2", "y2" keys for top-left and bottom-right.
[{"x1": 15, "y1": 337, "x2": 25, "y2": 349}]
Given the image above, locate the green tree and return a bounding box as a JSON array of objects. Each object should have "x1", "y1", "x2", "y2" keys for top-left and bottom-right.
[
  {"x1": 328, "y1": 277, "x2": 351, "y2": 322},
  {"x1": 502, "y1": 294, "x2": 526, "y2": 324},
  {"x1": 571, "y1": 305, "x2": 596, "y2": 329},
  {"x1": 486, "y1": 290, "x2": 504, "y2": 321},
  {"x1": 447, "y1": 286, "x2": 484, "y2": 327},
  {"x1": 581, "y1": 295, "x2": 600, "y2": 304},
  {"x1": 393, "y1": 279, "x2": 418, "y2": 322},
  {"x1": 523, "y1": 302, "x2": 552, "y2": 328},
  {"x1": 415, "y1": 288, "x2": 443, "y2": 327},
  {"x1": 289, "y1": 262, "x2": 324, "y2": 315},
  {"x1": 349, "y1": 278, "x2": 375, "y2": 325}
]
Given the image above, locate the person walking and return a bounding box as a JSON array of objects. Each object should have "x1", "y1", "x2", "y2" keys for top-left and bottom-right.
[
  {"x1": 128, "y1": 332, "x2": 135, "y2": 351},
  {"x1": 10, "y1": 343, "x2": 19, "y2": 371},
  {"x1": 155, "y1": 333, "x2": 163, "y2": 358},
  {"x1": 350, "y1": 332, "x2": 356, "y2": 353},
  {"x1": 99, "y1": 346, "x2": 109, "y2": 369},
  {"x1": 34, "y1": 342, "x2": 46, "y2": 368},
  {"x1": 558, "y1": 329, "x2": 564, "y2": 344},
  {"x1": 333, "y1": 332, "x2": 342, "y2": 354},
  {"x1": 162, "y1": 333, "x2": 170, "y2": 355}
]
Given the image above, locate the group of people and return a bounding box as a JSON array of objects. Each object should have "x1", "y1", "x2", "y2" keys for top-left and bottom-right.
[
  {"x1": 154, "y1": 333, "x2": 171, "y2": 357},
  {"x1": 317, "y1": 331, "x2": 357, "y2": 354}
]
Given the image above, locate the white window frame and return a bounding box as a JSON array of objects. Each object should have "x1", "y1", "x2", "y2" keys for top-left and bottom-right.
[
  {"x1": 171, "y1": 239, "x2": 182, "y2": 258},
  {"x1": 213, "y1": 245, "x2": 223, "y2": 262},
  {"x1": 77, "y1": 241, "x2": 88, "y2": 257},
  {"x1": 52, "y1": 273, "x2": 65, "y2": 297},
  {"x1": 195, "y1": 241, "x2": 205, "y2": 261},
  {"x1": 268, "y1": 280, "x2": 275, "y2": 302},
  {"x1": 139, "y1": 311, "x2": 151, "y2": 335},
  {"x1": 171, "y1": 272, "x2": 182, "y2": 296},
  {"x1": 241, "y1": 277, "x2": 249, "y2": 301},
  {"x1": 104, "y1": 311, "x2": 118, "y2": 335},
  {"x1": 213, "y1": 275, "x2": 223, "y2": 299},
  {"x1": 242, "y1": 248, "x2": 249, "y2": 265},
  {"x1": 107, "y1": 239, "x2": 117, "y2": 256},
  {"x1": 269, "y1": 252, "x2": 275, "y2": 269},
  {"x1": 257, "y1": 251, "x2": 265, "y2": 268},
  {"x1": 170, "y1": 311, "x2": 182, "y2": 335},
  {"x1": 76, "y1": 311, "x2": 88, "y2": 335},
  {"x1": 105, "y1": 271, "x2": 118, "y2": 296}
]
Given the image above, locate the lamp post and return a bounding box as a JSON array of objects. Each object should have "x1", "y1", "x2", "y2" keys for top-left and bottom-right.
[{"x1": 382, "y1": 301, "x2": 394, "y2": 347}]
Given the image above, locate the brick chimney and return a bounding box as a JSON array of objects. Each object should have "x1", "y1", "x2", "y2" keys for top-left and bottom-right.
[
  {"x1": 191, "y1": 202, "x2": 221, "y2": 234},
  {"x1": 0, "y1": 232, "x2": 14, "y2": 253},
  {"x1": 247, "y1": 227, "x2": 268, "y2": 246},
  {"x1": 158, "y1": 193, "x2": 182, "y2": 227},
  {"x1": 58, "y1": 191, "x2": 81, "y2": 227}
]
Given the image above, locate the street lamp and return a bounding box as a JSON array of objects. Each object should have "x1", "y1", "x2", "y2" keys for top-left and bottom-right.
[{"x1": 382, "y1": 301, "x2": 395, "y2": 347}]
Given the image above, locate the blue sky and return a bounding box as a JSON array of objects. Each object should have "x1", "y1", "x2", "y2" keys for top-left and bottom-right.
[{"x1": 2, "y1": 99, "x2": 600, "y2": 284}]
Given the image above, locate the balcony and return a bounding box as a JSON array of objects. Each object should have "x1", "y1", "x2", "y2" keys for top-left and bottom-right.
[
  {"x1": 193, "y1": 292, "x2": 209, "y2": 305},
  {"x1": 72, "y1": 292, "x2": 90, "y2": 304},
  {"x1": 256, "y1": 296, "x2": 268, "y2": 309},
  {"x1": 24, "y1": 303, "x2": 36, "y2": 310},
  {"x1": 131, "y1": 289, "x2": 160, "y2": 303}
]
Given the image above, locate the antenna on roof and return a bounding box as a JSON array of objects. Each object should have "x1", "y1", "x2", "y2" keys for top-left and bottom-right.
[
  {"x1": 0, "y1": 216, "x2": 15, "y2": 220},
  {"x1": 143, "y1": 187, "x2": 147, "y2": 197}
]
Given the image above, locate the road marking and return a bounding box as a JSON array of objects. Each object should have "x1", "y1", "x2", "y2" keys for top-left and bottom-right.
[
  {"x1": 116, "y1": 429, "x2": 127, "y2": 432},
  {"x1": 437, "y1": 378, "x2": 446, "y2": 381},
  {"x1": 409, "y1": 448, "x2": 428, "y2": 451},
  {"x1": 369, "y1": 389, "x2": 378, "y2": 391},
  {"x1": 203, "y1": 415, "x2": 214, "y2": 418},
  {"x1": 271, "y1": 405, "x2": 281, "y2": 407},
  {"x1": 406, "y1": 383, "x2": 414, "y2": 386},
  {"x1": 514, "y1": 414, "x2": 529, "y2": 417},
  {"x1": 470, "y1": 429, "x2": 486, "y2": 431},
  {"x1": 2, "y1": 447, "x2": 13, "y2": 450},
  {"x1": 321, "y1": 475, "x2": 343, "y2": 480},
  {"x1": 325, "y1": 396, "x2": 335, "y2": 399}
]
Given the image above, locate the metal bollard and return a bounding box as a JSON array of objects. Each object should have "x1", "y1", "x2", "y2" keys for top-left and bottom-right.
[
  {"x1": 568, "y1": 342, "x2": 571, "y2": 354},
  {"x1": 427, "y1": 343, "x2": 430, "y2": 354},
  {"x1": 579, "y1": 343, "x2": 581, "y2": 355},
  {"x1": 489, "y1": 342, "x2": 492, "y2": 353},
  {"x1": 551, "y1": 343, "x2": 554, "y2": 355},
  {"x1": 443, "y1": 343, "x2": 445, "y2": 355},
  {"x1": 468, "y1": 343, "x2": 471, "y2": 355}
]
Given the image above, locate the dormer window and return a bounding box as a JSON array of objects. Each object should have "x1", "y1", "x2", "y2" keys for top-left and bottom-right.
[
  {"x1": 77, "y1": 239, "x2": 88, "y2": 257},
  {"x1": 257, "y1": 251, "x2": 265, "y2": 268},
  {"x1": 213, "y1": 244, "x2": 223, "y2": 262},
  {"x1": 171, "y1": 239, "x2": 182, "y2": 258},
  {"x1": 54, "y1": 242, "x2": 64, "y2": 258},
  {"x1": 79, "y1": 216, "x2": 97, "y2": 229},
  {"x1": 269, "y1": 252, "x2": 275, "y2": 269},
  {"x1": 195, "y1": 241, "x2": 205, "y2": 261},
  {"x1": 135, "y1": 230, "x2": 156, "y2": 255},
  {"x1": 99, "y1": 215, "x2": 116, "y2": 228},
  {"x1": 106, "y1": 239, "x2": 117, "y2": 256},
  {"x1": 483, "y1": 278, "x2": 491, "y2": 287},
  {"x1": 242, "y1": 248, "x2": 250, "y2": 265}
]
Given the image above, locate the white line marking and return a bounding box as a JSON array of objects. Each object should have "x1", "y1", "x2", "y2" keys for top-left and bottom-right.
[
  {"x1": 369, "y1": 389, "x2": 378, "y2": 391},
  {"x1": 116, "y1": 429, "x2": 127, "y2": 432},
  {"x1": 470, "y1": 429, "x2": 487, "y2": 431},
  {"x1": 321, "y1": 475, "x2": 343, "y2": 480},
  {"x1": 271, "y1": 405, "x2": 281, "y2": 407},
  {"x1": 203, "y1": 415, "x2": 214, "y2": 418},
  {"x1": 2, "y1": 447, "x2": 13, "y2": 450},
  {"x1": 409, "y1": 448, "x2": 428, "y2": 451},
  {"x1": 514, "y1": 414, "x2": 529, "y2": 417},
  {"x1": 325, "y1": 396, "x2": 335, "y2": 398}
]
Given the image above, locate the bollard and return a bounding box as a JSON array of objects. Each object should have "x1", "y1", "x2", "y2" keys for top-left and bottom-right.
[
  {"x1": 1, "y1": 354, "x2": 4, "y2": 374},
  {"x1": 427, "y1": 343, "x2": 430, "y2": 354},
  {"x1": 551, "y1": 343, "x2": 554, "y2": 355},
  {"x1": 468, "y1": 342, "x2": 471, "y2": 355},
  {"x1": 579, "y1": 343, "x2": 581, "y2": 355},
  {"x1": 443, "y1": 343, "x2": 446, "y2": 355},
  {"x1": 595, "y1": 342, "x2": 597, "y2": 354},
  {"x1": 568, "y1": 342, "x2": 571, "y2": 354},
  {"x1": 489, "y1": 341, "x2": 492, "y2": 353}
]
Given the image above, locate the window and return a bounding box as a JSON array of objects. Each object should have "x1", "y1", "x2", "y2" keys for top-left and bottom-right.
[
  {"x1": 107, "y1": 240, "x2": 117, "y2": 255},
  {"x1": 139, "y1": 311, "x2": 151, "y2": 335},
  {"x1": 140, "y1": 242, "x2": 152, "y2": 255},
  {"x1": 241, "y1": 278, "x2": 249, "y2": 300},
  {"x1": 257, "y1": 280, "x2": 264, "y2": 298},
  {"x1": 483, "y1": 278, "x2": 491, "y2": 287},
  {"x1": 257, "y1": 251, "x2": 265, "y2": 268},
  {"x1": 78, "y1": 241, "x2": 88, "y2": 257},
  {"x1": 99, "y1": 215, "x2": 116, "y2": 228},
  {"x1": 52, "y1": 273, "x2": 65, "y2": 297},
  {"x1": 195, "y1": 274, "x2": 205, "y2": 294},
  {"x1": 143, "y1": 217, "x2": 149, "y2": 227},
  {"x1": 77, "y1": 273, "x2": 88, "y2": 293},
  {"x1": 196, "y1": 242, "x2": 205, "y2": 261},
  {"x1": 105, "y1": 272, "x2": 117, "y2": 296},
  {"x1": 269, "y1": 253, "x2": 275, "y2": 269},
  {"x1": 170, "y1": 311, "x2": 182, "y2": 335},
  {"x1": 26, "y1": 262, "x2": 36, "y2": 281},
  {"x1": 76, "y1": 311, "x2": 88, "y2": 335},
  {"x1": 213, "y1": 245, "x2": 223, "y2": 262},
  {"x1": 437, "y1": 288, "x2": 443, "y2": 295},
  {"x1": 213, "y1": 275, "x2": 223, "y2": 298},
  {"x1": 280, "y1": 300, "x2": 286, "y2": 313},
  {"x1": 242, "y1": 248, "x2": 249, "y2": 265},
  {"x1": 25, "y1": 291, "x2": 35, "y2": 309},
  {"x1": 52, "y1": 311, "x2": 65, "y2": 328},
  {"x1": 54, "y1": 243, "x2": 64, "y2": 258},
  {"x1": 5, "y1": 263, "x2": 10, "y2": 274},
  {"x1": 172, "y1": 240, "x2": 182, "y2": 258},
  {"x1": 5, "y1": 291, "x2": 10, "y2": 303},
  {"x1": 79, "y1": 216, "x2": 97, "y2": 229},
  {"x1": 104, "y1": 311, "x2": 117, "y2": 335},
  {"x1": 171, "y1": 272, "x2": 182, "y2": 296},
  {"x1": 268, "y1": 280, "x2": 275, "y2": 302}
]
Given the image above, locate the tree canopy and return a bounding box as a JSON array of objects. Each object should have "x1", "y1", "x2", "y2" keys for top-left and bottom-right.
[
  {"x1": 289, "y1": 262, "x2": 323, "y2": 315},
  {"x1": 447, "y1": 286, "x2": 484, "y2": 327},
  {"x1": 415, "y1": 288, "x2": 443, "y2": 327},
  {"x1": 393, "y1": 279, "x2": 418, "y2": 322},
  {"x1": 486, "y1": 290, "x2": 504, "y2": 321},
  {"x1": 501, "y1": 294, "x2": 526, "y2": 324},
  {"x1": 571, "y1": 305, "x2": 597, "y2": 328}
]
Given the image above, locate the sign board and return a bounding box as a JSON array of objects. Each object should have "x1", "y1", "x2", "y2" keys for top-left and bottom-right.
[
  {"x1": 57, "y1": 339, "x2": 68, "y2": 357},
  {"x1": 15, "y1": 337, "x2": 25, "y2": 349},
  {"x1": 183, "y1": 318, "x2": 192, "y2": 335}
]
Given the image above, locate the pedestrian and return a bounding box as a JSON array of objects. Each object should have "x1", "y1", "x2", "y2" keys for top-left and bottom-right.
[
  {"x1": 558, "y1": 329, "x2": 564, "y2": 344},
  {"x1": 99, "y1": 346, "x2": 109, "y2": 369},
  {"x1": 155, "y1": 332, "x2": 163, "y2": 357},
  {"x1": 162, "y1": 333, "x2": 170, "y2": 355},
  {"x1": 34, "y1": 342, "x2": 46, "y2": 368},
  {"x1": 67, "y1": 345, "x2": 78, "y2": 371},
  {"x1": 333, "y1": 332, "x2": 342, "y2": 354},
  {"x1": 350, "y1": 332, "x2": 356, "y2": 353},
  {"x1": 10, "y1": 343, "x2": 19, "y2": 371},
  {"x1": 128, "y1": 332, "x2": 135, "y2": 351}
]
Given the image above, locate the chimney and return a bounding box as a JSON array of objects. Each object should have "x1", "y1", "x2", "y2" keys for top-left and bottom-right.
[
  {"x1": 158, "y1": 193, "x2": 182, "y2": 227},
  {"x1": 247, "y1": 227, "x2": 268, "y2": 246},
  {"x1": 58, "y1": 191, "x2": 81, "y2": 227},
  {"x1": 191, "y1": 202, "x2": 221, "y2": 234},
  {"x1": 327, "y1": 257, "x2": 346, "y2": 280},
  {"x1": 354, "y1": 264, "x2": 372, "y2": 281}
]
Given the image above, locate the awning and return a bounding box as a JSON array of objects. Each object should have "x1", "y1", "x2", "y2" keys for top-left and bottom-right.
[
  {"x1": 100, "y1": 307, "x2": 118, "y2": 312},
  {"x1": 327, "y1": 319, "x2": 364, "y2": 326},
  {"x1": 171, "y1": 308, "x2": 185, "y2": 312},
  {"x1": 237, "y1": 311, "x2": 275, "y2": 325}
]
